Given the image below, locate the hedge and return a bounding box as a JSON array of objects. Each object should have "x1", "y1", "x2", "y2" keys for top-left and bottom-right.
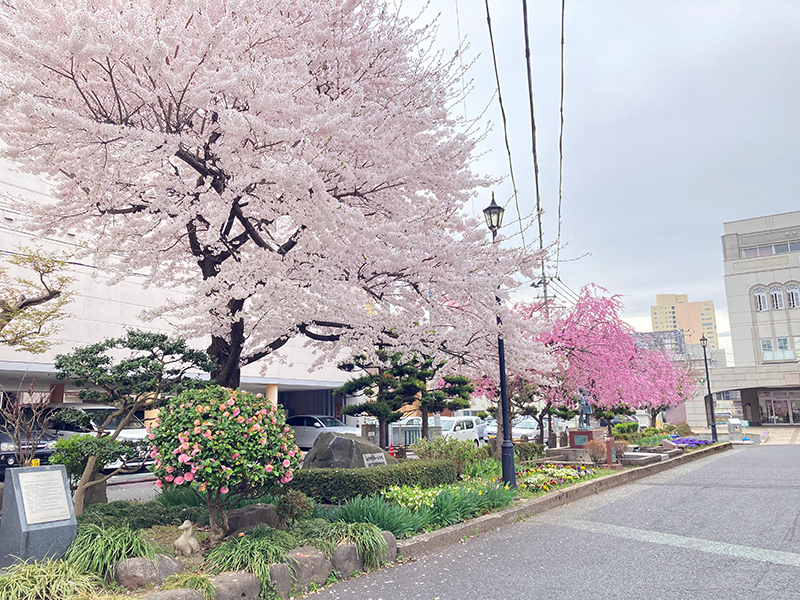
[{"x1": 289, "y1": 459, "x2": 457, "y2": 504}]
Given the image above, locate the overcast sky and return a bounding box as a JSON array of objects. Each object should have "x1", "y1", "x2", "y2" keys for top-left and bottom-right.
[{"x1": 409, "y1": 0, "x2": 800, "y2": 363}]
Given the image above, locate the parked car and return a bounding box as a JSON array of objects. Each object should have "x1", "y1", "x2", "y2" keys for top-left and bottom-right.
[
  {"x1": 437, "y1": 416, "x2": 481, "y2": 446},
  {"x1": 48, "y1": 403, "x2": 151, "y2": 471},
  {"x1": 0, "y1": 413, "x2": 58, "y2": 478},
  {"x1": 484, "y1": 419, "x2": 544, "y2": 444},
  {"x1": 286, "y1": 415, "x2": 361, "y2": 450}
]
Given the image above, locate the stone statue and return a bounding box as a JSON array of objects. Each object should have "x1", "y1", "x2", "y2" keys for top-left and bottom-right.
[
  {"x1": 174, "y1": 520, "x2": 200, "y2": 556},
  {"x1": 578, "y1": 388, "x2": 593, "y2": 430}
]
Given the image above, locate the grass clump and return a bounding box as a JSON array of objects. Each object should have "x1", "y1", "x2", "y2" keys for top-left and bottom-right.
[
  {"x1": 325, "y1": 495, "x2": 430, "y2": 539},
  {"x1": 296, "y1": 521, "x2": 387, "y2": 571},
  {"x1": 206, "y1": 525, "x2": 297, "y2": 600},
  {"x1": 0, "y1": 558, "x2": 102, "y2": 600},
  {"x1": 163, "y1": 572, "x2": 217, "y2": 600},
  {"x1": 63, "y1": 524, "x2": 155, "y2": 580},
  {"x1": 79, "y1": 500, "x2": 209, "y2": 530}
]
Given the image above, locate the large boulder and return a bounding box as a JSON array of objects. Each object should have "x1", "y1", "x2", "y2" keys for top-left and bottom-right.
[
  {"x1": 114, "y1": 554, "x2": 183, "y2": 589},
  {"x1": 141, "y1": 590, "x2": 205, "y2": 600},
  {"x1": 269, "y1": 563, "x2": 292, "y2": 600},
  {"x1": 227, "y1": 503, "x2": 282, "y2": 535},
  {"x1": 302, "y1": 432, "x2": 397, "y2": 469},
  {"x1": 288, "y1": 546, "x2": 332, "y2": 591},
  {"x1": 331, "y1": 543, "x2": 363, "y2": 577},
  {"x1": 380, "y1": 531, "x2": 397, "y2": 564}
]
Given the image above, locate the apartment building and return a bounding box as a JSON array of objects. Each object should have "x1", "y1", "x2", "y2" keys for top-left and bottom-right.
[{"x1": 650, "y1": 294, "x2": 718, "y2": 350}]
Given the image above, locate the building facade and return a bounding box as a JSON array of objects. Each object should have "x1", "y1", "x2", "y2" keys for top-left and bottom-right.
[{"x1": 650, "y1": 294, "x2": 719, "y2": 350}]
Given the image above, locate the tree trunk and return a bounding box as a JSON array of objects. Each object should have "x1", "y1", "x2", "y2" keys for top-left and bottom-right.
[
  {"x1": 378, "y1": 417, "x2": 387, "y2": 449},
  {"x1": 207, "y1": 491, "x2": 227, "y2": 541},
  {"x1": 208, "y1": 301, "x2": 246, "y2": 388},
  {"x1": 421, "y1": 406, "x2": 429, "y2": 441},
  {"x1": 73, "y1": 455, "x2": 99, "y2": 516}
]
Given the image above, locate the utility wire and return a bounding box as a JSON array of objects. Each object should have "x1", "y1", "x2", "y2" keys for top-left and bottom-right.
[
  {"x1": 484, "y1": 0, "x2": 526, "y2": 249},
  {"x1": 555, "y1": 0, "x2": 566, "y2": 276},
  {"x1": 521, "y1": 0, "x2": 548, "y2": 314}
]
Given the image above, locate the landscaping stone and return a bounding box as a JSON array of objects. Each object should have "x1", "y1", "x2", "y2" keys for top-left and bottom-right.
[
  {"x1": 226, "y1": 503, "x2": 282, "y2": 535},
  {"x1": 141, "y1": 589, "x2": 206, "y2": 600},
  {"x1": 381, "y1": 531, "x2": 397, "y2": 564},
  {"x1": 114, "y1": 554, "x2": 183, "y2": 589},
  {"x1": 269, "y1": 563, "x2": 292, "y2": 600},
  {"x1": 302, "y1": 432, "x2": 397, "y2": 469},
  {"x1": 331, "y1": 543, "x2": 363, "y2": 577},
  {"x1": 211, "y1": 572, "x2": 262, "y2": 600},
  {"x1": 288, "y1": 545, "x2": 332, "y2": 590}
]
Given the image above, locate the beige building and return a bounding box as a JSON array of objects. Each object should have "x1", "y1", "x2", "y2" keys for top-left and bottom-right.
[{"x1": 650, "y1": 294, "x2": 718, "y2": 350}]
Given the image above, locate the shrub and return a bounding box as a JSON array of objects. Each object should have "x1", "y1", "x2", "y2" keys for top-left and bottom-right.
[
  {"x1": 0, "y1": 559, "x2": 102, "y2": 600},
  {"x1": 662, "y1": 424, "x2": 677, "y2": 433},
  {"x1": 614, "y1": 439, "x2": 629, "y2": 457},
  {"x1": 150, "y1": 385, "x2": 300, "y2": 539},
  {"x1": 63, "y1": 524, "x2": 155, "y2": 579},
  {"x1": 78, "y1": 500, "x2": 209, "y2": 530},
  {"x1": 412, "y1": 437, "x2": 481, "y2": 477},
  {"x1": 613, "y1": 422, "x2": 639, "y2": 435},
  {"x1": 583, "y1": 439, "x2": 606, "y2": 466},
  {"x1": 514, "y1": 442, "x2": 544, "y2": 463},
  {"x1": 642, "y1": 427, "x2": 658, "y2": 436},
  {"x1": 462, "y1": 458, "x2": 501, "y2": 480},
  {"x1": 675, "y1": 422, "x2": 693, "y2": 436},
  {"x1": 290, "y1": 459, "x2": 456, "y2": 504},
  {"x1": 51, "y1": 435, "x2": 140, "y2": 487},
  {"x1": 325, "y1": 495, "x2": 431, "y2": 539},
  {"x1": 276, "y1": 490, "x2": 314, "y2": 527}
]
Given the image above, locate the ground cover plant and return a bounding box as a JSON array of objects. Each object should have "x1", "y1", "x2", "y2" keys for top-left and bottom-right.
[
  {"x1": 62, "y1": 524, "x2": 155, "y2": 580},
  {"x1": 0, "y1": 558, "x2": 103, "y2": 600}
]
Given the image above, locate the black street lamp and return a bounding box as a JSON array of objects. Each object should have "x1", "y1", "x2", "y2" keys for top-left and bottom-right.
[
  {"x1": 483, "y1": 193, "x2": 516, "y2": 488},
  {"x1": 700, "y1": 335, "x2": 718, "y2": 442}
]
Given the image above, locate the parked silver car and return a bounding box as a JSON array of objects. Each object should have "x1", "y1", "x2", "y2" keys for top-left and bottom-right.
[{"x1": 286, "y1": 415, "x2": 360, "y2": 450}]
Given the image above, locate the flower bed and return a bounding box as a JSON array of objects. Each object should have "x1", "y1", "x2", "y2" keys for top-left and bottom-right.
[
  {"x1": 671, "y1": 437, "x2": 713, "y2": 447},
  {"x1": 517, "y1": 464, "x2": 594, "y2": 493}
]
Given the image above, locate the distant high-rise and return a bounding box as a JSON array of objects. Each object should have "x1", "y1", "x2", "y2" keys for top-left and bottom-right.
[{"x1": 650, "y1": 294, "x2": 718, "y2": 350}]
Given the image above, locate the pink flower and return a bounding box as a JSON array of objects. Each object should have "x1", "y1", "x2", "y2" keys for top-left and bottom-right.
[
  {"x1": 271, "y1": 418, "x2": 277, "y2": 425},
  {"x1": 256, "y1": 393, "x2": 263, "y2": 399},
  {"x1": 232, "y1": 453, "x2": 240, "y2": 459},
  {"x1": 166, "y1": 465, "x2": 174, "y2": 473},
  {"x1": 227, "y1": 398, "x2": 235, "y2": 406},
  {"x1": 284, "y1": 426, "x2": 290, "y2": 433},
  {"x1": 194, "y1": 427, "x2": 202, "y2": 434},
  {"x1": 265, "y1": 464, "x2": 273, "y2": 473},
  {"x1": 219, "y1": 404, "x2": 227, "y2": 411},
  {"x1": 260, "y1": 438, "x2": 267, "y2": 445},
  {"x1": 183, "y1": 472, "x2": 194, "y2": 482},
  {"x1": 260, "y1": 409, "x2": 268, "y2": 415},
  {"x1": 165, "y1": 475, "x2": 174, "y2": 482},
  {"x1": 281, "y1": 444, "x2": 287, "y2": 451},
  {"x1": 282, "y1": 459, "x2": 290, "y2": 468},
  {"x1": 288, "y1": 450, "x2": 295, "y2": 457},
  {"x1": 174, "y1": 476, "x2": 185, "y2": 485},
  {"x1": 237, "y1": 416, "x2": 245, "y2": 423},
  {"x1": 150, "y1": 448, "x2": 159, "y2": 458},
  {"x1": 148, "y1": 433, "x2": 155, "y2": 440},
  {"x1": 220, "y1": 486, "x2": 229, "y2": 494},
  {"x1": 178, "y1": 453, "x2": 191, "y2": 463},
  {"x1": 232, "y1": 407, "x2": 240, "y2": 417},
  {"x1": 281, "y1": 475, "x2": 292, "y2": 484},
  {"x1": 155, "y1": 480, "x2": 163, "y2": 488}
]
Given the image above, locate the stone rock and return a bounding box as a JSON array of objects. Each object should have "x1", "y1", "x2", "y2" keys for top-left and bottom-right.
[
  {"x1": 288, "y1": 546, "x2": 332, "y2": 591},
  {"x1": 269, "y1": 563, "x2": 292, "y2": 600},
  {"x1": 331, "y1": 543, "x2": 363, "y2": 577},
  {"x1": 302, "y1": 432, "x2": 397, "y2": 470},
  {"x1": 114, "y1": 554, "x2": 183, "y2": 589},
  {"x1": 662, "y1": 439, "x2": 679, "y2": 449},
  {"x1": 141, "y1": 589, "x2": 206, "y2": 600},
  {"x1": 211, "y1": 572, "x2": 262, "y2": 600},
  {"x1": 227, "y1": 503, "x2": 282, "y2": 535},
  {"x1": 380, "y1": 531, "x2": 397, "y2": 564}
]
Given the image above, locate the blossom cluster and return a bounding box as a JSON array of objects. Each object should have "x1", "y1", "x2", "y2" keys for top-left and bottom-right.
[{"x1": 149, "y1": 386, "x2": 300, "y2": 498}]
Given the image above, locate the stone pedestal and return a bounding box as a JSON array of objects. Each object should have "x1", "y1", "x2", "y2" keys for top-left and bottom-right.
[{"x1": 569, "y1": 428, "x2": 599, "y2": 448}]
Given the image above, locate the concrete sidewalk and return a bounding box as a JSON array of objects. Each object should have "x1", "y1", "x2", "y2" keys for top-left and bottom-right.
[{"x1": 693, "y1": 425, "x2": 800, "y2": 444}]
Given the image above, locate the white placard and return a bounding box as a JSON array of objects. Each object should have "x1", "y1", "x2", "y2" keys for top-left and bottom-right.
[
  {"x1": 362, "y1": 453, "x2": 388, "y2": 467},
  {"x1": 17, "y1": 470, "x2": 71, "y2": 525}
]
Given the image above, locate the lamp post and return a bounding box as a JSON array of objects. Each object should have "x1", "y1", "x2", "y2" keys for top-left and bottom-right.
[
  {"x1": 483, "y1": 193, "x2": 516, "y2": 488},
  {"x1": 700, "y1": 335, "x2": 718, "y2": 442}
]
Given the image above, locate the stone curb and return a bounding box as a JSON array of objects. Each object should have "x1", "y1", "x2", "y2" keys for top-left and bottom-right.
[{"x1": 396, "y1": 442, "x2": 733, "y2": 559}]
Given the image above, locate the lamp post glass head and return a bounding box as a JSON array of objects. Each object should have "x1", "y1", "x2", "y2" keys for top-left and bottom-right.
[
  {"x1": 483, "y1": 192, "x2": 504, "y2": 234},
  {"x1": 700, "y1": 335, "x2": 708, "y2": 348}
]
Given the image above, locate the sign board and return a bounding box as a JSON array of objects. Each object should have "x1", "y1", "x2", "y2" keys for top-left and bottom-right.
[
  {"x1": 0, "y1": 465, "x2": 76, "y2": 572},
  {"x1": 362, "y1": 453, "x2": 388, "y2": 467}
]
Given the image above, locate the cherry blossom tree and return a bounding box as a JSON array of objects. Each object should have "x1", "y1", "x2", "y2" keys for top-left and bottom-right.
[{"x1": 0, "y1": 0, "x2": 545, "y2": 386}]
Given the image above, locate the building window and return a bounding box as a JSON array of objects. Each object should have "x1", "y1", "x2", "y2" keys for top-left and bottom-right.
[
  {"x1": 777, "y1": 337, "x2": 794, "y2": 360},
  {"x1": 788, "y1": 285, "x2": 800, "y2": 309},
  {"x1": 771, "y1": 287, "x2": 785, "y2": 310},
  {"x1": 761, "y1": 338, "x2": 774, "y2": 361},
  {"x1": 754, "y1": 288, "x2": 768, "y2": 311}
]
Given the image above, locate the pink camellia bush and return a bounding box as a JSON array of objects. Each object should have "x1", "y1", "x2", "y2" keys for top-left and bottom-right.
[{"x1": 149, "y1": 385, "x2": 300, "y2": 539}]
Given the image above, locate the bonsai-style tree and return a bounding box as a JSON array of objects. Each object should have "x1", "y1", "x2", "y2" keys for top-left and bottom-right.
[
  {"x1": 149, "y1": 386, "x2": 300, "y2": 540},
  {"x1": 0, "y1": 247, "x2": 74, "y2": 354},
  {"x1": 54, "y1": 330, "x2": 213, "y2": 514}
]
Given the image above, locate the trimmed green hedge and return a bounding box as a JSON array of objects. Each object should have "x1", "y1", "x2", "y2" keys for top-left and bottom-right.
[{"x1": 289, "y1": 459, "x2": 457, "y2": 504}]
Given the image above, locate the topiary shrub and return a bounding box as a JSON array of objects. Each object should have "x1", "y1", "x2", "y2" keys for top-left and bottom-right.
[
  {"x1": 674, "y1": 422, "x2": 693, "y2": 436},
  {"x1": 275, "y1": 489, "x2": 314, "y2": 527},
  {"x1": 514, "y1": 442, "x2": 545, "y2": 463},
  {"x1": 289, "y1": 459, "x2": 457, "y2": 504},
  {"x1": 643, "y1": 427, "x2": 658, "y2": 436},
  {"x1": 613, "y1": 422, "x2": 639, "y2": 435}
]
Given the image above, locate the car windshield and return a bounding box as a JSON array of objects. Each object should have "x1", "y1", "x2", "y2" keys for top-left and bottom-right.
[
  {"x1": 517, "y1": 421, "x2": 537, "y2": 430},
  {"x1": 438, "y1": 420, "x2": 454, "y2": 431},
  {"x1": 317, "y1": 417, "x2": 346, "y2": 428}
]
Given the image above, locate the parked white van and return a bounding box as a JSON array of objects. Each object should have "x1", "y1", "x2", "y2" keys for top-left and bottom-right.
[{"x1": 437, "y1": 416, "x2": 481, "y2": 446}]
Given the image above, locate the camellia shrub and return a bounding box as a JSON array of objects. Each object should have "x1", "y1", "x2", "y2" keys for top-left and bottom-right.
[{"x1": 149, "y1": 386, "x2": 300, "y2": 539}]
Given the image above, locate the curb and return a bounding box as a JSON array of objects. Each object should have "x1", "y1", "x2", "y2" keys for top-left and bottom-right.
[{"x1": 396, "y1": 442, "x2": 733, "y2": 560}]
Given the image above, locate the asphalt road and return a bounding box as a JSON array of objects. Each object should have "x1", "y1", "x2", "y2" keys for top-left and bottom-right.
[{"x1": 316, "y1": 446, "x2": 800, "y2": 600}]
